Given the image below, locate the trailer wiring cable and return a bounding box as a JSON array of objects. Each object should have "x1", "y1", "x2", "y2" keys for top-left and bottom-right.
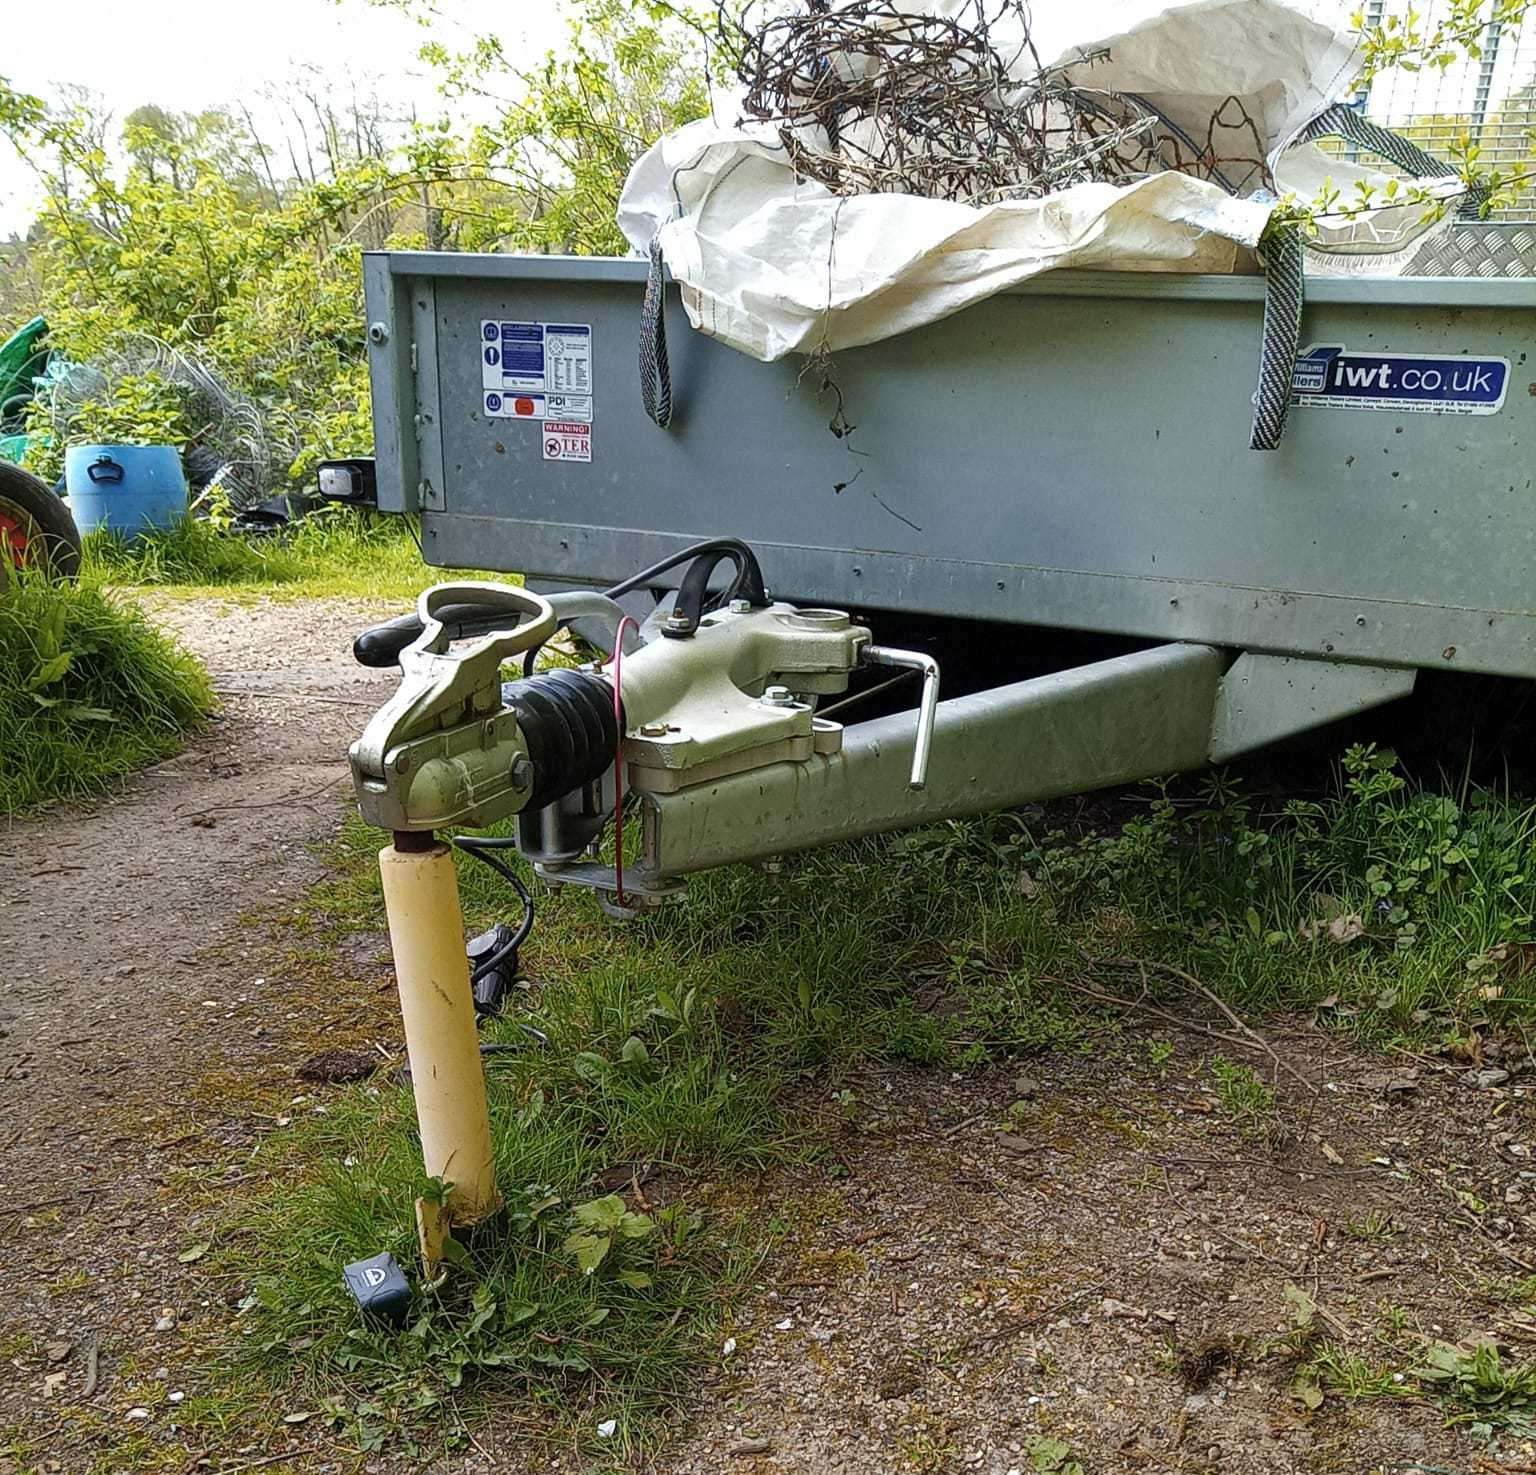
[
  {"x1": 603, "y1": 537, "x2": 767, "y2": 606},
  {"x1": 817, "y1": 666, "x2": 920, "y2": 721},
  {"x1": 448, "y1": 834, "x2": 535, "y2": 986},
  {"x1": 609, "y1": 616, "x2": 641, "y2": 907},
  {"x1": 439, "y1": 834, "x2": 553, "y2": 1052}
]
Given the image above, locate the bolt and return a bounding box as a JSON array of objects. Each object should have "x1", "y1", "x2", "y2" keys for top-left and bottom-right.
[
  {"x1": 511, "y1": 754, "x2": 533, "y2": 788},
  {"x1": 640, "y1": 721, "x2": 669, "y2": 737},
  {"x1": 664, "y1": 613, "x2": 691, "y2": 632},
  {"x1": 393, "y1": 751, "x2": 411, "y2": 774},
  {"x1": 367, "y1": 321, "x2": 389, "y2": 345},
  {"x1": 728, "y1": 598, "x2": 752, "y2": 614},
  {"x1": 761, "y1": 685, "x2": 796, "y2": 707}
]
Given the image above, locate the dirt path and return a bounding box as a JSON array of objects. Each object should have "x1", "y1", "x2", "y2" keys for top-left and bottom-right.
[
  {"x1": 0, "y1": 594, "x2": 400, "y2": 1470},
  {"x1": 662, "y1": 1046, "x2": 1536, "y2": 1475}
]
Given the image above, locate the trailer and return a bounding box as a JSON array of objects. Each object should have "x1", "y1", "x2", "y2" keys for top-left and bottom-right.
[
  {"x1": 326, "y1": 243, "x2": 1534, "y2": 1223},
  {"x1": 353, "y1": 252, "x2": 1535, "y2": 676},
  {"x1": 332, "y1": 249, "x2": 1534, "y2": 876}
]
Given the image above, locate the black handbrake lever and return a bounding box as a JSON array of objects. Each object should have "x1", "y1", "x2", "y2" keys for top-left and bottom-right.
[{"x1": 353, "y1": 603, "x2": 535, "y2": 667}]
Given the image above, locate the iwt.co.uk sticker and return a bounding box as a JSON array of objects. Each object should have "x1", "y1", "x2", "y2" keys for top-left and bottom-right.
[{"x1": 1290, "y1": 343, "x2": 1509, "y2": 416}]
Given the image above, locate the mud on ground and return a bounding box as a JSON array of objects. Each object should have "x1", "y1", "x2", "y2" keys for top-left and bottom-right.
[{"x1": 663, "y1": 1041, "x2": 1536, "y2": 1475}]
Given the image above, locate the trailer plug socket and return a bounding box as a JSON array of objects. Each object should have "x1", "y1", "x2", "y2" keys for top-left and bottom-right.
[{"x1": 466, "y1": 923, "x2": 519, "y2": 1019}]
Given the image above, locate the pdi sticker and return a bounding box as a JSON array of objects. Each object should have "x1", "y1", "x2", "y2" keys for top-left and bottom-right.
[{"x1": 542, "y1": 421, "x2": 591, "y2": 463}]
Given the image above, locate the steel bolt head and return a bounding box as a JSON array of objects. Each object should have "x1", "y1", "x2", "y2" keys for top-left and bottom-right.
[
  {"x1": 728, "y1": 598, "x2": 752, "y2": 614},
  {"x1": 761, "y1": 685, "x2": 796, "y2": 707},
  {"x1": 510, "y1": 754, "x2": 533, "y2": 788},
  {"x1": 663, "y1": 613, "x2": 690, "y2": 630},
  {"x1": 639, "y1": 721, "x2": 669, "y2": 737}
]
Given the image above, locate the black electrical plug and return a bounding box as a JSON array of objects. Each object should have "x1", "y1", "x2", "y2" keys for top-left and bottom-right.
[
  {"x1": 342, "y1": 1251, "x2": 411, "y2": 1327},
  {"x1": 466, "y1": 923, "x2": 519, "y2": 1020}
]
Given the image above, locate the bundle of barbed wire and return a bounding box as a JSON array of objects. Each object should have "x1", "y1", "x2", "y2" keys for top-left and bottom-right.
[
  {"x1": 34, "y1": 334, "x2": 297, "y2": 511},
  {"x1": 724, "y1": 0, "x2": 1268, "y2": 204}
]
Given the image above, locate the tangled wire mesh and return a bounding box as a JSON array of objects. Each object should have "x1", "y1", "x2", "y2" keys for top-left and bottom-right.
[
  {"x1": 35, "y1": 335, "x2": 297, "y2": 512},
  {"x1": 723, "y1": 0, "x2": 1270, "y2": 204}
]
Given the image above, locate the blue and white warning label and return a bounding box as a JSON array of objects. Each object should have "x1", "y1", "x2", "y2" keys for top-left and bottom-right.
[
  {"x1": 481, "y1": 321, "x2": 594, "y2": 422},
  {"x1": 1291, "y1": 343, "x2": 1509, "y2": 416}
]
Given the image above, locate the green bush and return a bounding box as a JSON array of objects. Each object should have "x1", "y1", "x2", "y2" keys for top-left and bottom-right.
[
  {"x1": 1, "y1": 0, "x2": 717, "y2": 498},
  {"x1": 0, "y1": 565, "x2": 213, "y2": 813}
]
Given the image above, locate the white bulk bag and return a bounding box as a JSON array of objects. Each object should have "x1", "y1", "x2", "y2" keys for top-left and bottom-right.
[{"x1": 618, "y1": 0, "x2": 1361, "y2": 363}]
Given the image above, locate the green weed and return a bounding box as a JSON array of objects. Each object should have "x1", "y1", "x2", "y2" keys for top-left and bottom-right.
[
  {"x1": 1019, "y1": 745, "x2": 1536, "y2": 1037},
  {"x1": 1028, "y1": 1435, "x2": 1085, "y2": 1474},
  {"x1": 0, "y1": 562, "x2": 212, "y2": 812},
  {"x1": 1208, "y1": 1056, "x2": 1275, "y2": 1135},
  {"x1": 1304, "y1": 1339, "x2": 1536, "y2": 1434},
  {"x1": 1343, "y1": 1209, "x2": 1398, "y2": 1242},
  {"x1": 1417, "y1": 1339, "x2": 1536, "y2": 1431}
]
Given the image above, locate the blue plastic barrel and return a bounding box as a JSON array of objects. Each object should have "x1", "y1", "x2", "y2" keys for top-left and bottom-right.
[{"x1": 64, "y1": 445, "x2": 187, "y2": 535}]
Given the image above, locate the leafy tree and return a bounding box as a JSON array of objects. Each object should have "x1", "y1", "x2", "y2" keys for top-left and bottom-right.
[
  {"x1": 0, "y1": 2, "x2": 718, "y2": 490},
  {"x1": 414, "y1": 0, "x2": 718, "y2": 254}
]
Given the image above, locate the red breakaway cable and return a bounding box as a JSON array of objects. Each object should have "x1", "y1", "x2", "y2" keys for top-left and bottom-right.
[{"x1": 609, "y1": 617, "x2": 639, "y2": 906}]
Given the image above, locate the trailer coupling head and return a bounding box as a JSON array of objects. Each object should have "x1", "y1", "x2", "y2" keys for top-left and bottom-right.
[
  {"x1": 345, "y1": 563, "x2": 938, "y2": 1247},
  {"x1": 348, "y1": 581, "x2": 618, "y2": 835},
  {"x1": 348, "y1": 575, "x2": 917, "y2": 853}
]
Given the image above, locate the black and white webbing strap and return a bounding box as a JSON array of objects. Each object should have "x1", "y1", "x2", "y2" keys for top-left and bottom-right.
[
  {"x1": 1295, "y1": 104, "x2": 1447, "y2": 184},
  {"x1": 1250, "y1": 220, "x2": 1305, "y2": 452},
  {"x1": 640, "y1": 233, "x2": 674, "y2": 429},
  {"x1": 1250, "y1": 104, "x2": 1485, "y2": 451}
]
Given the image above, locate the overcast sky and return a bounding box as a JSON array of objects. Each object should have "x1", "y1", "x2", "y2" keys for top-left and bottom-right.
[
  {"x1": 0, "y1": 0, "x2": 567, "y2": 235},
  {"x1": 6, "y1": 0, "x2": 1535, "y2": 237}
]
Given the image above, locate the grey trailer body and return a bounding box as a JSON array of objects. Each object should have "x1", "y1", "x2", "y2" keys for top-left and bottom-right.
[{"x1": 365, "y1": 250, "x2": 1536, "y2": 681}]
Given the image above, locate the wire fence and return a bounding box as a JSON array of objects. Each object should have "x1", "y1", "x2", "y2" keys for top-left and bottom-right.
[{"x1": 1353, "y1": 0, "x2": 1536, "y2": 220}]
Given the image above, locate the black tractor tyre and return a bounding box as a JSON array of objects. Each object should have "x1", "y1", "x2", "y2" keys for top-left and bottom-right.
[{"x1": 0, "y1": 461, "x2": 82, "y2": 582}]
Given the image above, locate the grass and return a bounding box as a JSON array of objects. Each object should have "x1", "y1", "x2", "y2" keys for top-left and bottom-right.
[
  {"x1": 214, "y1": 740, "x2": 1536, "y2": 1456},
  {"x1": 229, "y1": 818, "x2": 1003, "y2": 1457},
  {"x1": 0, "y1": 561, "x2": 214, "y2": 814},
  {"x1": 0, "y1": 506, "x2": 461, "y2": 811},
  {"x1": 82, "y1": 506, "x2": 457, "y2": 601}
]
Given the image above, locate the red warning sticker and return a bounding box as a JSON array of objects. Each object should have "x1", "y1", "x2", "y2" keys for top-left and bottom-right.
[{"x1": 542, "y1": 421, "x2": 591, "y2": 463}]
